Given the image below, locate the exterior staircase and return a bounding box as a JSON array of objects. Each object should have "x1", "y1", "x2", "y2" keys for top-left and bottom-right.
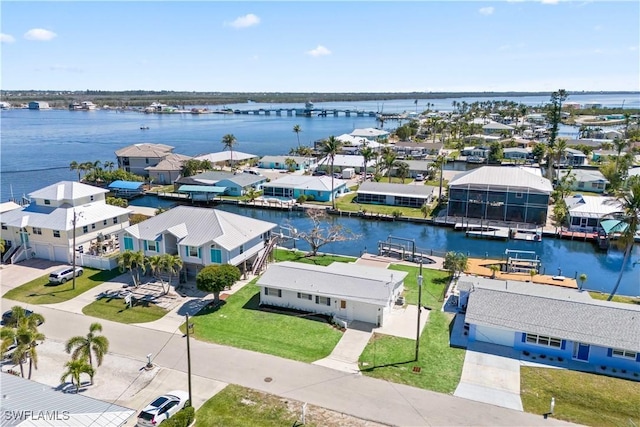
[{"x1": 252, "y1": 236, "x2": 278, "y2": 275}]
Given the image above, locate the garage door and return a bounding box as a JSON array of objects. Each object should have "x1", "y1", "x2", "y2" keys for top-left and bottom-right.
[
  {"x1": 475, "y1": 325, "x2": 516, "y2": 347},
  {"x1": 53, "y1": 246, "x2": 70, "y2": 263},
  {"x1": 33, "y1": 243, "x2": 50, "y2": 260}
]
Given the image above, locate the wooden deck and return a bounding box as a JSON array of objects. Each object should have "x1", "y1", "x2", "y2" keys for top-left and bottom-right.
[
  {"x1": 465, "y1": 257, "x2": 578, "y2": 289},
  {"x1": 559, "y1": 230, "x2": 597, "y2": 241}
]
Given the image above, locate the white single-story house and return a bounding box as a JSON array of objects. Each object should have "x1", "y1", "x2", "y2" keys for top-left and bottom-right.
[
  {"x1": 262, "y1": 175, "x2": 349, "y2": 202},
  {"x1": 257, "y1": 261, "x2": 408, "y2": 326},
  {"x1": 482, "y1": 122, "x2": 514, "y2": 136},
  {"x1": 357, "y1": 182, "x2": 434, "y2": 208},
  {"x1": 119, "y1": 205, "x2": 276, "y2": 276},
  {"x1": 317, "y1": 154, "x2": 377, "y2": 174},
  {"x1": 146, "y1": 153, "x2": 193, "y2": 184},
  {"x1": 115, "y1": 143, "x2": 175, "y2": 176},
  {"x1": 564, "y1": 195, "x2": 622, "y2": 232},
  {"x1": 503, "y1": 147, "x2": 531, "y2": 161},
  {"x1": 458, "y1": 276, "x2": 640, "y2": 375},
  {"x1": 351, "y1": 128, "x2": 390, "y2": 141},
  {"x1": 0, "y1": 181, "x2": 131, "y2": 265},
  {"x1": 392, "y1": 142, "x2": 443, "y2": 159},
  {"x1": 335, "y1": 134, "x2": 383, "y2": 153},
  {"x1": 557, "y1": 169, "x2": 609, "y2": 194},
  {"x1": 258, "y1": 155, "x2": 316, "y2": 171},
  {"x1": 175, "y1": 171, "x2": 267, "y2": 197},
  {"x1": 397, "y1": 160, "x2": 434, "y2": 178},
  {"x1": 194, "y1": 150, "x2": 259, "y2": 166}
]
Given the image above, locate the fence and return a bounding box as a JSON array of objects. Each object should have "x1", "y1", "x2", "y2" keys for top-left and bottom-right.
[{"x1": 76, "y1": 253, "x2": 118, "y2": 270}]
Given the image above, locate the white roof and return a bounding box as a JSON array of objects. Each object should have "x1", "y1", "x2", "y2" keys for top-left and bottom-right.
[
  {"x1": 358, "y1": 182, "x2": 434, "y2": 198},
  {"x1": 124, "y1": 205, "x2": 276, "y2": 250},
  {"x1": 195, "y1": 151, "x2": 259, "y2": 163},
  {"x1": 336, "y1": 134, "x2": 368, "y2": 145},
  {"x1": 264, "y1": 175, "x2": 346, "y2": 192},
  {"x1": 1, "y1": 202, "x2": 131, "y2": 230},
  {"x1": 449, "y1": 166, "x2": 553, "y2": 193},
  {"x1": 350, "y1": 128, "x2": 390, "y2": 138},
  {"x1": 29, "y1": 181, "x2": 108, "y2": 201},
  {"x1": 318, "y1": 154, "x2": 374, "y2": 168},
  {"x1": 257, "y1": 261, "x2": 407, "y2": 306},
  {"x1": 482, "y1": 122, "x2": 514, "y2": 130},
  {"x1": 558, "y1": 169, "x2": 608, "y2": 183},
  {"x1": 0, "y1": 201, "x2": 22, "y2": 214},
  {"x1": 565, "y1": 195, "x2": 622, "y2": 216}
]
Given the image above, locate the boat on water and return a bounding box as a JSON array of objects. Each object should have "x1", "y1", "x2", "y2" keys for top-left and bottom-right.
[
  {"x1": 140, "y1": 125, "x2": 150, "y2": 130},
  {"x1": 305, "y1": 101, "x2": 314, "y2": 109}
]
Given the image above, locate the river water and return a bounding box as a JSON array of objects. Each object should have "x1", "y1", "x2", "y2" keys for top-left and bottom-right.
[{"x1": 2, "y1": 94, "x2": 639, "y2": 296}]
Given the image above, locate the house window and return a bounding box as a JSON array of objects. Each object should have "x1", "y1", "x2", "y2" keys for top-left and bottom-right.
[
  {"x1": 53, "y1": 230, "x2": 60, "y2": 238},
  {"x1": 82, "y1": 226, "x2": 89, "y2": 233},
  {"x1": 113, "y1": 217, "x2": 118, "y2": 224},
  {"x1": 612, "y1": 349, "x2": 637, "y2": 360},
  {"x1": 32, "y1": 227, "x2": 42, "y2": 235},
  {"x1": 525, "y1": 333, "x2": 562, "y2": 348},
  {"x1": 91, "y1": 223, "x2": 96, "y2": 230},
  {"x1": 515, "y1": 192, "x2": 523, "y2": 199},
  {"x1": 90, "y1": 195, "x2": 94, "y2": 201},
  {"x1": 265, "y1": 287, "x2": 282, "y2": 297},
  {"x1": 316, "y1": 296, "x2": 331, "y2": 306},
  {"x1": 103, "y1": 219, "x2": 108, "y2": 226},
  {"x1": 147, "y1": 241, "x2": 157, "y2": 252},
  {"x1": 145, "y1": 158, "x2": 149, "y2": 164},
  {"x1": 297, "y1": 292, "x2": 312, "y2": 300},
  {"x1": 1, "y1": 223, "x2": 6, "y2": 230},
  {"x1": 340, "y1": 300, "x2": 347, "y2": 309},
  {"x1": 239, "y1": 244, "x2": 244, "y2": 255},
  {"x1": 44, "y1": 199, "x2": 51, "y2": 205},
  {"x1": 578, "y1": 182, "x2": 584, "y2": 188},
  {"x1": 189, "y1": 246, "x2": 199, "y2": 257}
]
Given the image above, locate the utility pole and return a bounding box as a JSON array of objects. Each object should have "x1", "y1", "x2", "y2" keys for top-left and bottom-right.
[
  {"x1": 415, "y1": 262, "x2": 423, "y2": 361},
  {"x1": 185, "y1": 313, "x2": 193, "y2": 406},
  {"x1": 71, "y1": 210, "x2": 78, "y2": 290}
]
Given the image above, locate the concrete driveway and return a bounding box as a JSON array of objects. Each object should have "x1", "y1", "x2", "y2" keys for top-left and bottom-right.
[
  {"x1": 0, "y1": 259, "x2": 66, "y2": 295},
  {"x1": 454, "y1": 342, "x2": 523, "y2": 411}
]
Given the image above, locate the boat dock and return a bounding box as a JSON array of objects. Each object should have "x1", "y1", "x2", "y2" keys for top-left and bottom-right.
[
  {"x1": 231, "y1": 108, "x2": 379, "y2": 117},
  {"x1": 454, "y1": 222, "x2": 542, "y2": 242}
]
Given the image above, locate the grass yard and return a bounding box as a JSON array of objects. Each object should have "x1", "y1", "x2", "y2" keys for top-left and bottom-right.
[
  {"x1": 306, "y1": 192, "x2": 429, "y2": 218},
  {"x1": 521, "y1": 367, "x2": 640, "y2": 427},
  {"x1": 388, "y1": 264, "x2": 451, "y2": 308},
  {"x1": 588, "y1": 292, "x2": 640, "y2": 305},
  {"x1": 359, "y1": 310, "x2": 465, "y2": 393},
  {"x1": 3, "y1": 268, "x2": 123, "y2": 305},
  {"x1": 187, "y1": 281, "x2": 343, "y2": 363},
  {"x1": 82, "y1": 297, "x2": 168, "y2": 324},
  {"x1": 273, "y1": 248, "x2": 356, "y2": 265}
]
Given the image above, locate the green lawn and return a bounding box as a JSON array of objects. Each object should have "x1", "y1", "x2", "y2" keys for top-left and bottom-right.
[
  {"x1": 3, "y1": 268, "x2": 123, "y2": 305},
  {"x1": 588, "y1": 292, "x2": 640, "y2": 305},
  {"x1": 273, "y1": 248, "x2": 356, "y2": 265},
  {"x1": 359, "y1": 311, "x2": 465, "y2": 393},
  {"x1": 388, "y1": 265, "x2": 451, "y2": 308},
  {"x1": 82, "y1": 297, "x2": 168, "y2": 324},
  {"x1": 306, "y1": 192, "x2": 430, "y2": 218},
  {"x1": 196, "y1": 384, "x2": 320, "y2": 427},
  {"x1": 187, "y1": 281, "x2": 343, "y2": 363},
  {"x1": 521, "y1": 367, "x2": 640, "y2": 427}
]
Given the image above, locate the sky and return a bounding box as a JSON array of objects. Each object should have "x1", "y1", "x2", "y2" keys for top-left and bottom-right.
[{"x1": 1, "y1": 1, "x2": 639, "y2": 93}]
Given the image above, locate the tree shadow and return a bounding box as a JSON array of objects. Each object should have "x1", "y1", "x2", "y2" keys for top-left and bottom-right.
[
  {"x1": 360, "y1": 359, "x2": 416, "y2": 372},
  {"x1": 242, "y1": 293, "x2": 332, "y2": 325},
  {"x1": 192, "y1": 300, "x2": 227, "y2": 317}
]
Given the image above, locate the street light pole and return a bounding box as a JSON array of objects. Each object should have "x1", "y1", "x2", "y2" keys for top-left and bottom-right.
[
  {"x1": 185, "y1": 313, "x2": 193, "y2": 406},
  {"x1": 415, "y1": 262, "x2": 423, "y2": 361}
]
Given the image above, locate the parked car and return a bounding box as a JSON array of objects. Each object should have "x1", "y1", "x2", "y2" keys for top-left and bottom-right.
[
  {"x1": 243, "y1": 169, "x2": 262, "y2": 176},
  {"x1": 415, "y1": 174, "x2": 424, "y2": 181},
  {"x1": 137, "y1": 390, "x2": 190, "y2": 427},
  {"x1": 1, "y1": 307, "x2": 42, "y2": 327},
  {"x1": 312, "y1": 170, "x2": 327, "y2": 176},
  {"x1": 49, "y1": 266, "x2": 83, "y2": 284}
]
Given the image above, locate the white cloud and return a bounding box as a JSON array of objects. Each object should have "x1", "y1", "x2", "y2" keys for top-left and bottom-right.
[
  {"x1": 1, "y1": 33, "x2": 15, "y2": 43},
  {"x1": 24, "y1": 28, "x2": 57, "y2": 41},
  {"x1": 479, "y1": 7, "x2": 494, "y2": 15},
  {"x1": 227, "y1": 14, "x2": 260, "y2": 29},
  {"x1": 306, "y1": 45, "x2": 331, "y2": 57}
]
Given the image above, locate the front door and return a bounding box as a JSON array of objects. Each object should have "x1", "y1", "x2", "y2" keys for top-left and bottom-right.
[
  {"x1": 19, "y1": 230, "x2": 29, "y2": 246},
  {"x1": 573, "y1": 342, "x2": 590, "y2": 361},
  {"x1": 579, "y1": 217, "x2": 588, "y2": 229}
]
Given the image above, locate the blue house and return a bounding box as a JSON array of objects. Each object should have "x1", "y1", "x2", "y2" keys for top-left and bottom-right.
[
  {"x1": 262, "y1": 175, "x2": 348, "y2": 202},
  {"x1": 108, "y1": 180, "x2": 145, "y2": 199},
  {"x1": 458, "y1": 277, "x2": 640, "y2": 376}
]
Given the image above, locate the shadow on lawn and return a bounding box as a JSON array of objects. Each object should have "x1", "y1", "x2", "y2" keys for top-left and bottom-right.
[
  {"x1": 242, "y1": 292, "x2": 333, "y2": 324},
  {"x1": 360, "y1": 359, "x2": 416, "y2": 372}
]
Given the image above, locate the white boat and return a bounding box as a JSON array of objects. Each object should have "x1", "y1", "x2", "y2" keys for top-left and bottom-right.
[
  {"x1": 305, "y1": 101, "x2": 314, "y2": 109},
  {"x1": 0, "y1": 101, "x2": 11, "y2": 110},
  {"x1": 81, "y1": 101, "x2": 97, "y2": 110}
]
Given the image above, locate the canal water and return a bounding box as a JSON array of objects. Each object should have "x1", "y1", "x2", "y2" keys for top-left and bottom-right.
[{"x1": 129, "y1": 196, "x2": 640, "y2": 297}]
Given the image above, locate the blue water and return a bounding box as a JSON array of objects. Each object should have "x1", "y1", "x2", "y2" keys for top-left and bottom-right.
[{"x1": 1, "y1": 94, "x2": 638, "y2": 296}]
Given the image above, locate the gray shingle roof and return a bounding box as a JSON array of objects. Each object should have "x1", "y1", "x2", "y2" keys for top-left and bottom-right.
[
  {"x1": 257, "y1": 261, "x2": 408, "y2": 306},
  {"x1": 125, "y1": 206, "x2": 276, "y2": 250},
  {"x1": 449, "y1": 166, "x2": 553, "y2": 193},
  {"x1": 358, "y1": 182, "x2": 434, "y2": 198},
  {"x1": 115, "y1": 143, "x2": 174, "y2": 157},
  {"x1": 1, "y1": 373, "x2": 135, "y2": 426},
  {"x1": 465, "y1": 287, "x2": 640, "y2": 352}
]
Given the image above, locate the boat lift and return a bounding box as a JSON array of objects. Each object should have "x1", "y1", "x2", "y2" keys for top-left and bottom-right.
[{"x1": 504, "y1": 249, "x2": 541, "y2": 274}]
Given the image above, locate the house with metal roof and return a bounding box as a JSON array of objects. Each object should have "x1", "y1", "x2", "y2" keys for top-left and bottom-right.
[
  {"x1": 175, "y1": 171, "x2": 267, "y2": 198},
  {"x1": 257, "y1": 261, "x2": 407, "y2": 326},
  {"x1": 357, "y1": 182, "x2": 434, "y2": 208},
  {"x1": 557, "y1": 169, "x2": 609, "y2": 194},
  {"x1": 119, "y1": 205, "x2": 276, "y2": 275},
  {"x1": 316, "y1": 154, "x2": 377, "y2": 174},
  {"x1": 350, "y1": 127, "x2": 390, "y2": 141},
  {"x1": 447, "y1": 166, "x2": 553, "y2": 225},
  {"x1": 1, "y1": 373, "x2": 135, "y2": 426},
  {"x1": 457, "y1": 276, "x2": 640, "y2": 375},
  {"x1": 194, "y1": 150, "x2": 259, "y2": 166},
  {"x1": 0, "y1": 181, "x2": 131, "y2": 265},
  {"x1": 502, "y1": 147, "x2": 531, "y2": 161},
  {"x1": 564, "y1": 194, "x2": 622, "y2": 232},
  {"x1": 115, "y1": 143, "x2": 175, "y2": 176},
  {"x1": 262, "y1": 175, "x2": 349, "y2": 202},
  {"x1": 482, "y1": 122, "x2": 514, "y2": 136},
  {"x1": 561, "y1": 148, "x2": 588, "y2": 166},
  {"x1": 107, "y1": 180, "x2": 145, "y2": 199},
  {"x1": 392, "y1": 141, "x2": 443, "y2": 159},
  {"x1": 258, "y1": 155, "x2": 316, "y2": 171},
  {"x1": 145, "y1": 153, "x2": 192, "y2": 184}
]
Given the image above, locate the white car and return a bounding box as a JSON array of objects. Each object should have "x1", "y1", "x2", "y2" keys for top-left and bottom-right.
[
  {"x1": 415, "y1": 174, "x2": 424, "y2": 181},
  {"x1": 49, "y1": 266, "x2": 83, "y2": 284},
  {"x1": 137, "y1": 390, "x2": 189, "y2": 426}
]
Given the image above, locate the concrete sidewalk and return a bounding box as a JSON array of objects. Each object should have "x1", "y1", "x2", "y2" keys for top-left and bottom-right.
[{"x1": 313, "y1": 321, "x2": 373, "y2": 374}]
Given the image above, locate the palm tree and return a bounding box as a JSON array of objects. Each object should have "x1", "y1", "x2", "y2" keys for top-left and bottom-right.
[
  {"x1": 69, "y1": 161, "x2": 81, "y2": 182},
  {"x1": 65, "y1": 322, "x2": 110, "y2": 369},
  {"x1": 360, "y1": 146, "x2": 375, "y2": 181},
  {"x1": 117, "y1": 250, "x2": 146, "y2": 287},
  {"x1": 60, "y1": 359, "x2": 95, "y2": 393},
  {"x1": 15, "y1": 325, "x2": 45, "y2": 379},
  {"x1": 293, "y1": 124, "x2": 302, "y2": 147},
  {"x1": 161, "y1": 254, "x2": 183, "y2": 294},
  {"x1": 320, "y1": 136, "x2": 343, "y2": 209},
  {"x1": 380, "y1": 147, "x2": 397, "y2": 183},
  {"x1": 554, "y1": 138, "x2": 568, "y2": 168},
  {"x1": 222, "y1": 134, "x2": 237, "y2": 171},
  {"x1": 395, "y1": 161, "x2": 410, "y2": 183},
  {"x1": 612, "y1": 137, "x2": 629, "y2": 171},
  {"x1": 245, "y1": 188, "x2": 260, "y2": 204},
  {"x1": 103, "y1": 160, "x2": 115, "y2": 171},
  {"x1": 606, "y1": 176, "x2": 640, "y2": 301},
  {"x1": 147, "y1": 255, "x2": 165, "y2": 288},
  {"x1": 433, "y1": 155, "x2": 447, "y2": 204}
]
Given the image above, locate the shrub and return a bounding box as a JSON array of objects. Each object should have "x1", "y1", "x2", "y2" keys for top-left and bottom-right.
[
  {"x1": 163, "y1": 406, "x2": 195, "y2": 427},
  {"x1": 305, "y1": 194, "x2": 315, "y2": 201},
  {"x1": 296, "y1": 195, "x2": 307, "y2": 204},
  {"x1": 392, "y1": 209, "x2": 402, "y2": 218}
]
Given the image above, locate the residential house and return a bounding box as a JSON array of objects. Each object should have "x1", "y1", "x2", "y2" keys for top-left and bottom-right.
[
  {"x1": 447, "y1": 166, "x2": 553, "y2": 224},
  {"x1": 0, "y1": 181, "x2": 131, "y2": 264},
  {"x1": 262, "y1": 175, "x2": 349, "y2": 202},
  {"x1": 258, "y1": 155, "x2": 315, "y2": 171},
  {"x1": 396, "y1": 160, "x2": 434, "y2": 178},
  {"x1": 335, "y1": 134, "x2": 382, "y2": 154},
  {"x1": 194, "y1": 151, "x2": 259, "y2": 167},
  {"x1": 482, "y1": 122, "x2": 514, "y2": 136},
  {"x1": 28, "y1": 101, "x2": 50, "y2": 110},
  {"x1": 257, "y1": 261, "x2": 408, "y2": 326},
  {"x1": 357, "y1": 182, "x2": 434, "y2": 208},
  {"x1": 119, "y1": 205, "x2": 276, "y2": 276},
  {"x1": 557, "y1": 169, "x2": 608, "y2": 194},
  {"x1": 146, "y1": 153, "x2": 192, "y2": 184},
  {"x1": 350, "y1": 128, "x2": 390, "y2": 141},
  {"x1": 502, "y1": 147, "x2": 531, "y2": 161},
  {"x1": 461, "y1": 146, "x2": 490, "y2": 159},
  {"x1": 317, "y1": 154, "x2": 376, "y2": 174},
  {"x1": 115, "y1": 143, "x2": 175, "y2": 176},
  {"x1": 562, "y1": 148, "x2": 588, "y2": 167},
  {"x1": 592, "y1": 149, "x2": 622, "y2": 163},
  {"x1": 392, "y1": 141, "x2": 443, "y2": 159},
  {"x1": 458, "y1": 276, "x2": 640, "y2": 375},
  {"x1": 564, "y1": 195, "x2": 622, "y2": 232},
  {"x1": 175, "y1": 171, "x2": 267, "y2": 197}
]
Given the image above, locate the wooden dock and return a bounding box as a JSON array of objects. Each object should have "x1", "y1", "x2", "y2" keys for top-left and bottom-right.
[{"x1": 465, "y1": 258, "x2": 578, "y2": 289}]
